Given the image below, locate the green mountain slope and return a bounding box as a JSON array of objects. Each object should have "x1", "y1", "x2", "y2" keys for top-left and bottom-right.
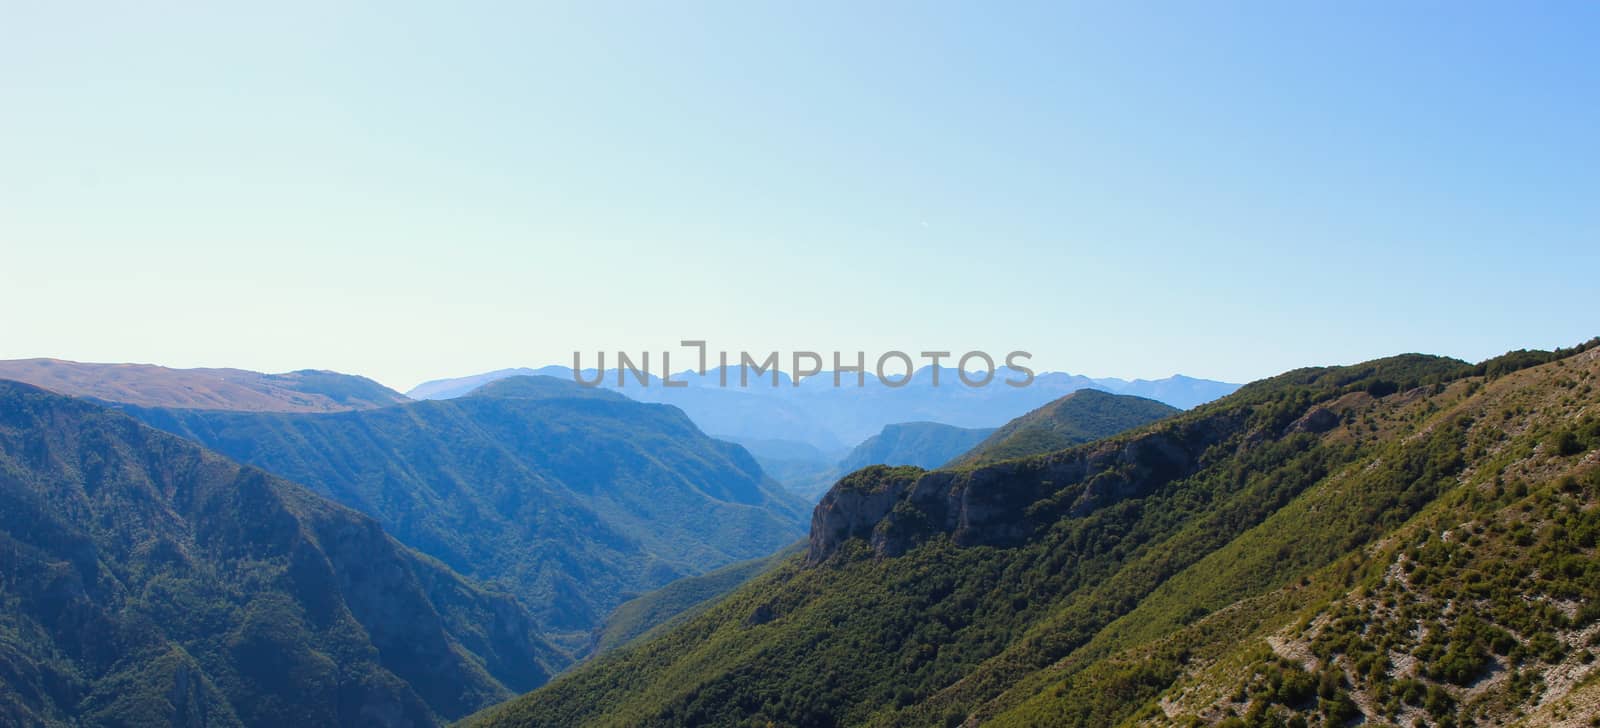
[
  {"x1": 0, "y1": 358, "x2": 408, "y2": 412},
  {"x1": 0, "y1": 380, "x2": 564, "y2": 727},
  {"x1": 594, "y1": 542, "x2": 805, "y2": 655},
  {"x1": 949, "y1": 388, "x2": 1180, "y2": 467},
  {"x1": 466, "y1": 340, "x2": 1600, "y2": 728},
  {"x1": 120, "y1": 375, "x2": 808, "y2": 646}
]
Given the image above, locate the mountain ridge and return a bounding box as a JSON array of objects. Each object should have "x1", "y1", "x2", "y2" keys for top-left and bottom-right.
[
  {"x1": 835, "y1": 422, "x2": 995, "y2": 473},
  {"x1": 403, "y1": 365, "x2": 1240, "y2": 452},
  {"x1": 0, "y1": 358, "x2": 409, "y2": 412},
  {"x1": 466, "y1": 340, "x2": 1600, "y2": 728},
  {"x1": 0, "y1": 379, "x2": 565, "y2": 727},
  {"x1": 118, "y1": 375, "x2": 809, "y2": 647}
]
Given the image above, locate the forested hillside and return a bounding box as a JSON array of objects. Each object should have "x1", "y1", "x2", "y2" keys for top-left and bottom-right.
[
  {"x1": 122, "y1": 376, "x2": 807, "y2": 647},
  {"x1": 949, "y1": 389, "x2": 1179, "y2": 467},
  {"x1": 468, "y1": 341, "x2": 1600, "y2": 727},
  {"x1": 0, "y1": 381, "x2": 564, "y2": 727}
]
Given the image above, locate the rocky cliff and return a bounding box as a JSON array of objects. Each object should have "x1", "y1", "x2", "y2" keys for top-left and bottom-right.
[{"x1": 808, "y1": 411, "x2": 1244, "y2": 563}]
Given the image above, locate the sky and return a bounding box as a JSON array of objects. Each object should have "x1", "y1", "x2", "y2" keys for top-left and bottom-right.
[{"x1": 2, "y1": 2, "x2": 1597, "y2": 392}]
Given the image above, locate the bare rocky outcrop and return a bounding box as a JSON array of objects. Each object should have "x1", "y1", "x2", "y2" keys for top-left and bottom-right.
[
  {"x1": 807, "y1": 466, "x2": 924, "y2": 563},
  {"x1": 1288, "y1": 406, "x2": 1340, "y2": 434}
]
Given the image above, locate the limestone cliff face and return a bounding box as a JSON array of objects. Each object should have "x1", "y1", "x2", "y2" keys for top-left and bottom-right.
[
  {"x1": 807, "y1": 465, "x2": 925, "y2": 563},
  {"x1": 807, "y1": 411, "x2": 1245, "y2": 564}
]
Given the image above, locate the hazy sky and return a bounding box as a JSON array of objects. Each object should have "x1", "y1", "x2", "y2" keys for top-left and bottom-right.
[{"x1": 3, "y1": 2, "x2": 1596, "y2": 391}]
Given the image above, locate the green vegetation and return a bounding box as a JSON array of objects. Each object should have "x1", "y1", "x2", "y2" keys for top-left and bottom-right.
[
  {"x1": 124, "y1": 376, "x2": 807, "y2": 648},
  {"x1": 949, "y1": 388, "x2": 1179, "y2": 467},
  {"x1": 776, "y1": 395, "x2": 1175, "y2": 500},
  {"x1": 595, "y1": 542, "x2": 805, "y2": 654},
  {"x1": 468, "y1": 342, "x2": 1600, "y2": 727},
  {"x1": 0, "y1": 380, "x2": 563, "y2": 727}
]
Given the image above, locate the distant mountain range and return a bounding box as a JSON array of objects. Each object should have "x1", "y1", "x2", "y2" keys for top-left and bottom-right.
[
  {"x1": 407, "y1": 365, "x2": 1240, "y2": 452},
  {"x1": 0, "y1": 380, "x2": 563, "y2": 726},
  {"x1": 0, "y1": 358, "x2": 408, "y2": 412}
]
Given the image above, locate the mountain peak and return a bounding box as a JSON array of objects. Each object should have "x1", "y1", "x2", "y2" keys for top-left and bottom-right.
[
  {"x1": 948, "y1": 389, "x2": 1180, "y2": 467},
  {"x1": 464, "y1": 374, "x2": 629, "y2": 402}
]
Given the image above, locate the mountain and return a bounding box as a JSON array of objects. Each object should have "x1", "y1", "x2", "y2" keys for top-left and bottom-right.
[
  {"x1": 835, "y1": 422, "x2": 995, "y2": 473},
  {"x1": 949, "y1": 389, "x2": 1179, "y2": 467},
  {"x1": 0, "y1": 380, "x2": 564, "y2": 727},
  {"x1": 0, "y1": 358, "x2": 408, "y2": 412},
  {"x1": 406, "y1": 367, "x2": 572, "y2": 401},
  {"x1": 465, "y1": 374, "x2": 631, "y2": 401},
  {"x1": 466, "y1": 339, "x2": 1600, "y2": 728},
  {"x1": 765, "y1": 398, "x2": 1174, "y2": 501},
  {"x1": 404, "y1": 365, "x2": 1239, "y2": 452},
  {"x1": 118, "y1": 375, "x2": 808, "y2": 648},
  {"x1": 1085, "y1": 372, "x2": 1241, "y2": 410}
]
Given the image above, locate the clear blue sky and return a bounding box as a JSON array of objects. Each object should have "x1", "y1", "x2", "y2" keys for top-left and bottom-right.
[{"x1": 3, "y1": 2, "x2": 1596, "y2": 390}]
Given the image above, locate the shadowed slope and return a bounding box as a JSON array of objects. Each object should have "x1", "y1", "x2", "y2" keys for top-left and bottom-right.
[
  {"x1": 122, "y1": 376, "x2": 809, "y2": 645},
  {"x1": 0, "y1": 380, "x2": 564, "y2": 727}
]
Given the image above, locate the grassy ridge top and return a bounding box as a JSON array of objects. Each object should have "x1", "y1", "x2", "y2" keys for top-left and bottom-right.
[{"x1": 0, "y1": 358, "x2": 408, "y2": 412}]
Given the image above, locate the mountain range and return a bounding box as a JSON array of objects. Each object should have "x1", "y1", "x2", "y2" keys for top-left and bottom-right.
[
  {"x1": 115, "y1": 375, "x2": 808, "y2": 649},
  {"x1": 0, "y1": 359, "x2": 408, "y2": 412},
  {"x1": 468, "y1": 340, "x2": 1600, "y2": 728},
  {"x1": 7, "y1": 343, "x2": 1598, "y2": 727},
  {"x1": 578, "y1": 389, "x2": 1187, "y2": 655},
  {"x1": 0, "y1": 380, "x2": 563, "y2": 726},
  {"x1": 405, "y1": 365, "x2": 1240, "y2": 452}
]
